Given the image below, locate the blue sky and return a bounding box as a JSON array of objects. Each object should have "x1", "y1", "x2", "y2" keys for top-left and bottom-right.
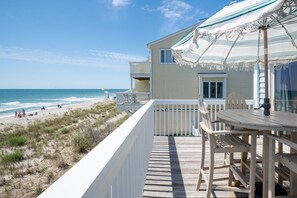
[{"x1": 0, "y1": 0, "x2": 231, "y2": 89}]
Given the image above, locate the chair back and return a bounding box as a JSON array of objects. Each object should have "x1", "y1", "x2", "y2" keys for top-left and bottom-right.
[
  {"x1": 225, "y1": 92, "x2": 248, "y2": 109},
  {"x1": 198, "y1": 101, "x2": 213, "y2": 132}
]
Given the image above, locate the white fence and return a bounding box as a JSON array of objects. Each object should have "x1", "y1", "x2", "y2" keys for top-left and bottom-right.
[
  {"x1": 153, "y1": 99, "x2": 254, "y2": 136},
  {"x1": 39, "y1": 100, "x2": 154, "y2": 198},
  {"x1": 39, "y1": 99, "x2": 254, "y2": 197},
  {"x1": 116, "y1": 92, "x2": 150, "y2": 105},
  {"x1": 116, "y1": 92, "x2": 150, "y2": 112}
]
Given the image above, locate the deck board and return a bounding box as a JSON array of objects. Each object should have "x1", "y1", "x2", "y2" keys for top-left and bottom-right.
[{"x1": 142, "y1": 136, "x2": 266, "y2": 198}]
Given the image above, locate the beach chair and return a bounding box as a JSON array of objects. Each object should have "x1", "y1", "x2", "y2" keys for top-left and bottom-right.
[
  {"x1": 196, "y1": 100, "x2": 256, "y2": 198},
  {"x1": 225, "y1": 92, "x2": 248, "y2": 110},
  {"x1": 225, "y1": 93, "x2": 253, "y2": 175}
]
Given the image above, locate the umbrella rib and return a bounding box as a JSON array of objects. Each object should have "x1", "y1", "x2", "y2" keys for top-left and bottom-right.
[
  {"x1": 223, "y1": 29, "x2": 244, "y2": 65},
  {"x1": 196, "y1": 33, "x2": 224, "y2": 63},
  {"x1": 271, "y1": 15, "x2": 297, "y2": 49}
]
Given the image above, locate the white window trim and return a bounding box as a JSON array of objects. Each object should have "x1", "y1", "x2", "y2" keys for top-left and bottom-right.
[
  {"x1": 159, "y1": 49, "x2": 175, "y2": 64},
  {"x1": 198, "y1": 73, "x2": 228, "y2": 99}
]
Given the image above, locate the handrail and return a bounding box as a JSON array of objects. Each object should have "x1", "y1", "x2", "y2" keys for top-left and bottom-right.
[{"x1": 39, "y1": 100, "x2": 155, "y2": 198}]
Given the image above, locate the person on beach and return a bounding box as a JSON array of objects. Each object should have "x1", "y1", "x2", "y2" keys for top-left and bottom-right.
[
  {"x1": 22, "y1": 109, "x2": 26, "y2": 117},
  {"x1": 15, "y1": 112, "x2": 17, "y2": 118},
  {"x1": 18, "y1": 112, "x2": 22, "y2": 118},
  {"x1": 41, "y1": 106, "x2": 45, "y2": 110}
]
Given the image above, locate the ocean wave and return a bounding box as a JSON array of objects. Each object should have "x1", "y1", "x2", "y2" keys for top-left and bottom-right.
[
  {"x1": 0, "y1": 96, "x2": 104, "y2": 114},
  {"x1": 52, "y1": 96, "x2": 101, "y2": 102},
  {"x1": 0, "y1": 102, "x2": 60, "y2": 113},
  {"x1": 0, "y1": 101, "x2": 21, "y2": 106}
]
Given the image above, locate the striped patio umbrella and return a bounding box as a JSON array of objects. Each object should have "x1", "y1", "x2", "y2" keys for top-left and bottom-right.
[{"x1": 172, "y1": 0, "x2": 297, "y2": 116}]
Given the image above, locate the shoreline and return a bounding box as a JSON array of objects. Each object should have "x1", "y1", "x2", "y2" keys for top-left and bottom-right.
[{"x1": 0, "y1": 99, "x2": 111, "y2": 130}]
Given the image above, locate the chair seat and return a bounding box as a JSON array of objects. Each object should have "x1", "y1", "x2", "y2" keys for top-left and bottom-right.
[
  {"x1": 277, "y1": 153, "x2": 297, "y2": 174},
  {"x1": 214, "y1": 134, "x2": 251, "y2": 153}
]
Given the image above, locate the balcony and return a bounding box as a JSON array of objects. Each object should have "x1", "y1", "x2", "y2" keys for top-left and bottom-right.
[
  {"x1": 130, "y1": 61, "x2": 150, "y2": 79},
  {"x1": 116, "y1": 92, "x2": 150, "y2": 112},
  {"x1": 39, "y1": 99, "x2": 258, "y2": 198}
]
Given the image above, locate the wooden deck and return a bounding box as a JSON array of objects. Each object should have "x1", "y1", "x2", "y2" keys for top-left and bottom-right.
[{"x1": 143, "y1": 136, "x2": 266, "y2": 198}]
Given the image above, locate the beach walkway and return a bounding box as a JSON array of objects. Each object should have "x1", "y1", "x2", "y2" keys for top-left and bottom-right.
[{"x1": 143, "y1": 136, "x2": 265, "y2": 198}]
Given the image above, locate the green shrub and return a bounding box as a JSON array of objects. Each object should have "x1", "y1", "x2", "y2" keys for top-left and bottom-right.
[
  {"x1": 44, "y1": 127, "x2": 54, "y2": 133},
  {"x1": 1, "y1": 150, "x2": 24, "y2": 164},
  {"x1": 61, "y1": 128, "x2": 70, "y2": 134},
  {"x1": 73, "y1": 134, "x2": 90, "y2": 153},
  {"x1": 7, "y1": 136, "x2": 28, "y2": 146}
]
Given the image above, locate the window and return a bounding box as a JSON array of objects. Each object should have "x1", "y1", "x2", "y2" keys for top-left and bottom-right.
[
  {"x1": 160, "y1": 49, "x2": 175, "y2": 64},
  {"x1": 202, "y1": 81, "x2": 224, "y2": 99},
  {"x1": 198, "y1": 73, "x2": 227, "y2": 99}
]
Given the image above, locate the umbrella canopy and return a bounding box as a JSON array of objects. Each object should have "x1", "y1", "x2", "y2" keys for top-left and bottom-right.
[{"x1": 172, "y1": 0, "x2": 297, "y2": 115}]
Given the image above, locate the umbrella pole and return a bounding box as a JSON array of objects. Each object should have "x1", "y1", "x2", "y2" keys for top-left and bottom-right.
[{"x1": 263, "y1": 28, "x2": 271, "y2": 116}]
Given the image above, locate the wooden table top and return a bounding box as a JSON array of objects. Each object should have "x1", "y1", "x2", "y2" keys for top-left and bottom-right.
[{"x1": 217, "y1": 109, "x2": 297, "y2": 132}]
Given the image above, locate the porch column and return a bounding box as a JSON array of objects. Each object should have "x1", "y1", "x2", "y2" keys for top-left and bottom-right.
[{"x1": 130, "y1": 76, "x2": 133, "y2": 93}]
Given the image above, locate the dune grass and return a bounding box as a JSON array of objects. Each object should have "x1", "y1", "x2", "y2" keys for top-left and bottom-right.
[
  {"x1": 0, "y1": 101, "x2": 130, "y2": 197},
  {"x1": 1, "y1": 150, "x2": 24, "y2": 165},
  {"x1": 7, "y1": 135, "x2": 28, "y2": 146}
]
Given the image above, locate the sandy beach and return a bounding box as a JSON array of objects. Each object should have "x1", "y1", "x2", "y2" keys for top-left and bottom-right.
[{"x1": 0, "y1": 100, "x2": 108, "y2": 131}]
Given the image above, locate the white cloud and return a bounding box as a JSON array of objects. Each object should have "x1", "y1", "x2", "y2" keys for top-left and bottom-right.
[
  {"x1": 154, "y1": 0, "x2": 209, "y2": 35},
  {"x1": 111, "y1": 0, "x2": 130, "y2": 7},
  {"x1": 141, "y1": 5, "x2": 155, "y2": 13},
  {"x1": 158, "y1": 0, "x2": 191, "y2": 19},
  {"x1": 0, "y1": 46, "x2": 146, "y2": 71}
]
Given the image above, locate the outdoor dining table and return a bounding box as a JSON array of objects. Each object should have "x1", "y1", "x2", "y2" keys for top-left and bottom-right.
[{"x1": 217, "y1": 109, "x2": 297, "y2": 198}]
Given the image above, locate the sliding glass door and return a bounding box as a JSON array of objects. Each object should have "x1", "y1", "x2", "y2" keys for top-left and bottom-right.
[{"x1": 274, "y1": 62, "x2": 297, "y2": 113}]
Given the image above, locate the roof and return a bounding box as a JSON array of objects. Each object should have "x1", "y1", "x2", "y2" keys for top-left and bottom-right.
[{"x1": 147, "y1": 22, "x2": 203, "y2": 48}]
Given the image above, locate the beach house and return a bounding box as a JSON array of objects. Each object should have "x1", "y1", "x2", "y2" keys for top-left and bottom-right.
[
  {"x1": 117, "y1": 23, "x2": 257, "y2": 113},
  {"x1": 41, "y1": 19, "x2": 297, "y2": 198},
  {"x1": 147, "y1": 24, "x2": 256, "y2": 102}
]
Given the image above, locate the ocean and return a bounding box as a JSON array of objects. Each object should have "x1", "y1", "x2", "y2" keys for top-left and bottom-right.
[{"x1": 0, "y1": 89, "x2": 127, "y2": 118}]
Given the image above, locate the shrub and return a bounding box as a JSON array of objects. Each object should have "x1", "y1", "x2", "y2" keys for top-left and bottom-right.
[
  {"x1": 43, "y1": 127, "x2": 54, "y2": 133},
  {"x1": 1, "y1": 150, "x2": 24, "y2": 164},
  {"x1": 35, "y1": 182, "x2": 43, "y2": 196},
  {"x1": 73, "y1": 134, "x2": 90, "y2": 153},
  {"x1": 7, "y1": 136, "x2": 28, "y2": 146},
  {"x1": 61, "y1": 128, "x2": 70, "y2": 134},
  {"x1": 27, "y1": 123, "x2": 41, "y2": 133}
]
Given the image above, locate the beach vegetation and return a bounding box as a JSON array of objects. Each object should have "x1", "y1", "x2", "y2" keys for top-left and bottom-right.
[
  {"x1": 73, "y1": 133, "x2": 90, "y2": 153},
  {"x1": 43, "y1": 127, "x2": 54, "y2": 133},
  {"x1": 13, "y1": 127, "x2": 27, "y2": 135},
  {"x1": 0, "y1": 101, "x2": 130, "y2": 196},
  {"x1": 7, "y1": 135, "x2": 28, "y2": 147},
  {"x1": 56, "y1": 157, "x2": 69, "y2": 170},
  {"x1": 34, "y1": 182, "x2": 43, "y2": 196},
  {"x1": 115, "y1": 115, "x2": 130, "y2": 126},
  {"x1": 61, "y1": 128, "x2": 70, "y2": 134},
  {"x1": 1, "y1": 150, "x2": 24, "y2": 165},
  {"x1": 46, "y1": 171, "x2": 55, "y2": 183}
]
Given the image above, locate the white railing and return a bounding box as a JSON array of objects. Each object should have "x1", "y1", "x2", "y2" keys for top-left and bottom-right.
[
  {"x1": 39, "y1": 99, "x2": 255, "y2": 198},
  {"x1": 39, "y1": 100, "x2": 155, "y2": 198},
  {"x1": 116, "y1": 92, "x2": 150, "y2": 105},
  {"x1": 130, "y1": 62, "x2": 150, "y2": 74},
  {"x1": 153, "y1": 99, "x2": 254, "y2": 136},
  {"x1": 154, "y1": 100, "x2": 199, "y2": 136}
]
